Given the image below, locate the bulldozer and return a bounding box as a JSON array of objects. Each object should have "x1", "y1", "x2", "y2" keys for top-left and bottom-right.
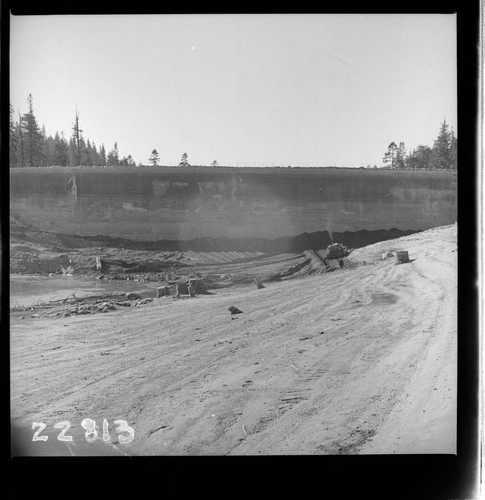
[{"x1": 326, "y1": 242, "x2": 349, "y2": 259}]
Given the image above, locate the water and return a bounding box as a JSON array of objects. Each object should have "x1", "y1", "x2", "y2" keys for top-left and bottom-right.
[{"x1": 10, "y1": 274, "x2": 157, "y2": 308}]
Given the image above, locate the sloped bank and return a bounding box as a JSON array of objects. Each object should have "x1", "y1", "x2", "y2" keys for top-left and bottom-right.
[{"x1": 10, "y1": 213, "x2": 419, "y2": 279}]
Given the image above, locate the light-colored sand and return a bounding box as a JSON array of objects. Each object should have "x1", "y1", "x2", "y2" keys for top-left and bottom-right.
[{"x1": 10, "y1": 224, "x2": 457, "y2": 456}]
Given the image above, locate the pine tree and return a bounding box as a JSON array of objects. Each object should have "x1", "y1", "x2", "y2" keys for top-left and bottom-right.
[
  {"x1": 80, "y1": 136, "x2": 91, "y2": 166},
  {"x1": 449, "y1": 128, "x2": 458, "y2": 170},
  {"x1": 20, "y1": 94, "x2": 44, "y2": 167},
  {"x1": 430, "y1": 119, "x2": 452, "y2": 170},
  {"x1": 405, "y1": 149, "x2": 417, "y2": 170},
  {"x1": 211, "y1": 160, "x2": 218, "y2": 167},
  {"x1": 107, "y1": 142, "x2": 119, "y2": 166},
  {"x1": 395, "y1": 142, "x2": 406, "y2": 169},
  {"x1": 99, "y1": 144, "x2": 107, "y2": 166},
  {"x1": 382, "y1": 142, "x2": 398, "y2": 169},
  {"x1": 44, "y1": 133, "x2": 57, "y2": 167},
  {"x1": 90, "y1": 141, "x2": 99, "y2": 166},
  {"x1": 179, "y1": 152, "x2": 189, "y2": 167},
  {"x1": 9, "y1": 104, "x2": 19, "y2": 167},
  {"x1": 40, "y1": 125, "x2": 48, "y2": 166},
  {"x1": 68, "y1": 137, "x2": 77, "y2": 166},
  {"x1": 72, "y1": 107, "x2": 83, "y2": 166},
  {"x1": 54, "y1": 132, "x2": 69, "y2": 166},
  {"x1": 16, "y1": 110, "x2": 24, "y2": 167},
  {"x1": 149, "y1": 149, "x2": 160, "y2": 166}
]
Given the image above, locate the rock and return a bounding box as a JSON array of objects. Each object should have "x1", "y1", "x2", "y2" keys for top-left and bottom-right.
[
  {"x1": 228, "y1": 306, "x2": 243, "y2": 315},
  {"x1": 125, "y1": 292, "x2": 142, "y2": 300},
  {"x1": 381, "y1": 251, "x2": 394, "y2": 260},
  {"x1": 157, "y1": 286, "x2": 170, "y2": 298},
  {"x1": 19, "y1": 316, "x2": 25, "y2": 320},
  {"x1": 189, "y1": 278, "x2": 207, "y2": 294},
  {"x1": 135, "y1": 298, "x2": 153, "y2": 306},
  {"x1": 254, "y1": 278, "x2": 265, "y2": 289},
  {"x1": 175, "y1": 282, "x2": 189, "y2": 296},
  {"x1": 396, "y1": 251, "x2": 410, "y2": 264}
]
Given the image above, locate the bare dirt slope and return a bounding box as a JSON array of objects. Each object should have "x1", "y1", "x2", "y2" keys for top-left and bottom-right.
[{"x1": 10, "y1": 224, "x2": 457, "y2": 456}]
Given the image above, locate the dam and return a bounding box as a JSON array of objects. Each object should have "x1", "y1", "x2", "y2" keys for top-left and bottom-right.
[{"x1": 10, "y1": 166, "x2": 457, "y2": 250}]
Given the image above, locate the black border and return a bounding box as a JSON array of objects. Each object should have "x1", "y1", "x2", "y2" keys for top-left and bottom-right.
[{"x1": 3, "y1": 1, "x2": 480, "y2": 498}]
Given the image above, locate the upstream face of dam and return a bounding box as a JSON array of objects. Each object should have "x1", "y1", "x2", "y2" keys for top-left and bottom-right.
[{"x1": 10, "y1": 166, "x2": 457, "y2": 251}]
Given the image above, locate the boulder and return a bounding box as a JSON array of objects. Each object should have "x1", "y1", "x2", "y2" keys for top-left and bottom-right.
[
  {"x1": 396, "y1": 251, "x2": 410, "y2": 264},
  {"x1": 157, "y1": 286, "x2": 170, "y2": 298},
  {"x1": 125, "y1": 292, "x2": 142, "y2": 300},
  {"x1": 175, "y1": 282, "x2": 189, "y2": 295},
  {"x1": 188, "y1": 278, "x2": 207, "y2": 293}
]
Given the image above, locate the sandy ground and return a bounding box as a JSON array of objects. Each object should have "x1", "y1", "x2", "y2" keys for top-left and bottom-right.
[{"x1": 10, "y1": 224, "x2": 457, "y2": 456}]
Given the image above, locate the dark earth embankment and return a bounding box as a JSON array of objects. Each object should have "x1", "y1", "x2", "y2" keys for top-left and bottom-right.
[{"x1": 10, "y1": 215, "x2": 419, "y2": 284}]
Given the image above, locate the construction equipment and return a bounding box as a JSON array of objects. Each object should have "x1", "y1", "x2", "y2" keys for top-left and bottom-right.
[{"x1": 326, "y1": 243, "x2": 348, "y2": 259}]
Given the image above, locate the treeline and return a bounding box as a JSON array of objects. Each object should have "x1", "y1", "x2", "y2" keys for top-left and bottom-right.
[
  {"x1": 10, "y1": 94, "x2": 458, "y2": 171},
  {"x1": 381, "y1": 120, "x2": 457, "y2": 170},
  {"x1": 9, "y1": 94, "x2": 136, "y2": 168}
]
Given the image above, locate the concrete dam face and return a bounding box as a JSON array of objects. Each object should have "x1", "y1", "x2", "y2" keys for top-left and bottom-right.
[{"x1": 10, "y1": 166, "x2": 457, "y2": 251}]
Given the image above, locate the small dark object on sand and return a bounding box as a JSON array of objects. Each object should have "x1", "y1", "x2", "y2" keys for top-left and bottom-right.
[
  {"x1": 229, "y1": 306, "x2": 243, "y2": 315},
  {"x1": 396, "y1": 251, "x2": 410, "y2": 264}
]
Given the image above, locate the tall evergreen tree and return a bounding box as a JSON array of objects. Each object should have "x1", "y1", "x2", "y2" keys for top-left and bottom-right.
[
  {"x1": 9, "y1": 104, "x2": 19, "y2": 167},
  {"x1": 90, "y1": 141, "x2": 100, "y2": 166},
  {"x1": 82, "y1": 138, "x2": 92, "y2": 166},
  {"x1": 395, "y1": 142, "x2": 406, "y2": 169},
  {"x1": 20, "y1": 94, "x2": 44, "y2": 167},
  {"x1": 99, "y1": 144, "x2": 107, "y2": 166},
  {"x1": 16, "y1": 110, "x2": 25, "y2": 167},
  {"x1": 54, "y1": 132, "x2": 69, "y2": 166},
  {"x1": 149, "y1": 149, "x2": 160, "y2": 166},
  {"x1": 107, "y1": 142, "x2": 119, "y2": 166},
  {"x1": 71, "y1": 107, "x2": 83, "y2": 166},
  {"x1": 430, "y1": 119, "x2": 452, "y2": 170},
  {"x1": 382, "y1": 142, "x2": 398, "y2": 169},
  {"x1": 449, "y1": 127, "x2": 458, "y2": 170},
  {"x1": 179, "y1": 152, "x2": 189, "y2": 167},
  {"x1": 44, "y1": 132, "x2": 57, "y2": 167},
  {"x1": 68, "y1": 137, "x2": 78, "y2": 166}
]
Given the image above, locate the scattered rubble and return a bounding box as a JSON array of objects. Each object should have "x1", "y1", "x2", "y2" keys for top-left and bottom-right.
[{"x1": 11, "y1": 291, "x2": 157, "y2": 319}]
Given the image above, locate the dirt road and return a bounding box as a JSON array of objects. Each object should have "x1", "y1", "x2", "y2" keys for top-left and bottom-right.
[{"x1": 10, "y1": 224, "x2": 457, "y2": 455}]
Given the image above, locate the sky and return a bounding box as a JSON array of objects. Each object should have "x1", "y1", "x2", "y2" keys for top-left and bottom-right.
[{"x1": 10, "y1": 14, "x2": 457, "y2": 167}]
